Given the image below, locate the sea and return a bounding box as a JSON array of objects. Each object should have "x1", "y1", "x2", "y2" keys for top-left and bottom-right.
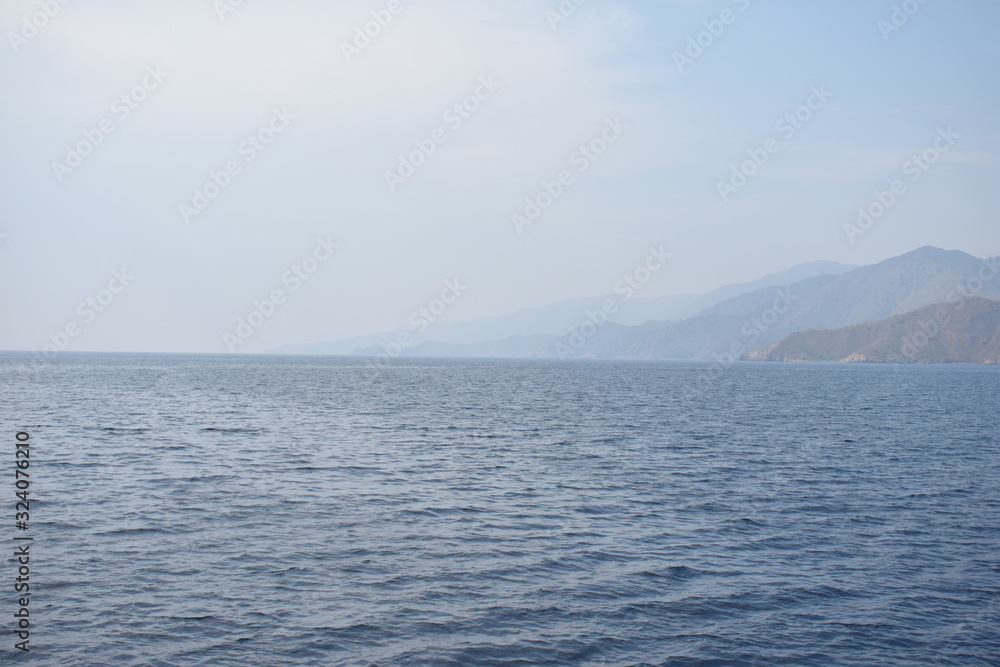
[{"x1": 2, "y1": 353, "x2": 998, "y2": 666}]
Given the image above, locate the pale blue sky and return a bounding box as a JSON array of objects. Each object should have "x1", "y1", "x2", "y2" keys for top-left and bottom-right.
[{"x1": 1, "y1": 0, "x2": 998, "y2": 353}]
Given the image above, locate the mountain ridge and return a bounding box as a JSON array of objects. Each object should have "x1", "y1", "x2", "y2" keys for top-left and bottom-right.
[
  {"x1": 267, "y1": 247, "x2": 999, "y2": 362},
  {"x1": 744, "y1": 297, "x2": 1000, "y2": 364},
  {"x1": 269, "y1": 260, "x2": 856, "y2": 356}
]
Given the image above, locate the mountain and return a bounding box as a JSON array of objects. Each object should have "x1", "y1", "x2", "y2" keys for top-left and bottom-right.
[
  {"x1": 776, "y1": 247, "x2": 1000, "y2": 332},
  {"x1": 562, "y1": 247, "x2": 1000, "y2": 360},
  {"x1": 664, "y1": 260, "x2": 857, "y2": 322},
  {"x1": 268, "y1": 260, "x2": 855, "y2": 356},
  {"x1": 268, "y1": 248, "x2": 997, "y2": 361},
  {"x1": 269, "y1": 294, "x2": 696, "y2": 356},
  {"x1": 744, "y1": 297, "x2": 1000, "y2": 363}
]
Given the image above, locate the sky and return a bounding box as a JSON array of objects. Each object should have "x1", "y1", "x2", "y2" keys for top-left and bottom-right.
[{"x1": 1, "y1": 0, "x2": 998, "y2": 354}]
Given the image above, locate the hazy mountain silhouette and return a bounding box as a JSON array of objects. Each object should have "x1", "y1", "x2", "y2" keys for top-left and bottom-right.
[
  {"x1": 269, "y1": 248, "x2": 998, "y2": 361},
  {"x1": 563, "y1": 247, "x2": 1000, "y2": 360},
  {"x1": 269, "y1": 260, "x2": 855, "y2": 356}
]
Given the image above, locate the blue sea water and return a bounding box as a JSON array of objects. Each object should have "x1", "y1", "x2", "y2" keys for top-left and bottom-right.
[{"x1": 1, "y1": 353, "x2": 999, "y2": 666}]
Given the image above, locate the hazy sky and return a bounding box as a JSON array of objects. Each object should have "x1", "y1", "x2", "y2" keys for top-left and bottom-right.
[{"x1": 1, "y1": 0, "x2": 998, "y2": 353}]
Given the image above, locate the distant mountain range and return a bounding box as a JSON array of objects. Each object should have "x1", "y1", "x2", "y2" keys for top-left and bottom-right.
[
  {"x1": 745, "y1": 297, "x2": 1000, "y2": 364},
  {"x1": 269, "y1": 247, "x2": 1000, "y2": 363},
  {"x1": 270, "y1": 260, "x2": 857, "y2": 356}
]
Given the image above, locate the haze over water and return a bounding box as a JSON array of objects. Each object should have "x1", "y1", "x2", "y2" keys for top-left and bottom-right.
[{"x1": 5, "y1": 353, "x2": 998, "y2": 665}]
